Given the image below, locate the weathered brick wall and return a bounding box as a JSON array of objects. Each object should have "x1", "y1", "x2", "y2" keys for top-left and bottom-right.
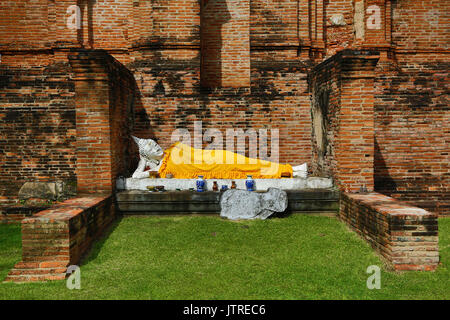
[
  {"x1": 152, "y1": 0, "x2": 200, "y2": 45},
  {"x1": 0, "y1": 53, "x2": 77, "y2": 205},
  {"x1": 128, "y1": 49, "x2": 312, "y2": 165},
  {"x1": 391, "y1": 0, "x2": 449, "y2": 50},
  {"x1": 0, "y1": 0, "x2": 49, "y2": 50},
  {"x1": 250, "y1": 0, "x2": 298, "y2": 47},
  {"x1": 5, "y1": 195, "x2": 116, "y2": 282},
  {"x1": 374, "y1": 54, "x2": 450, "y2": 216},
  {"x1": 81, "y1": 0, "x2": 131, "y2": 49},
  {"x1": 372, "y1": 0, "x2": 450, "y2": 215},
  {"x1": 202, "y1": 0, "x2": 250, "y2": 88},
  {"x1": 340, "y1": 192, "x2": 439, "y2": 271}
]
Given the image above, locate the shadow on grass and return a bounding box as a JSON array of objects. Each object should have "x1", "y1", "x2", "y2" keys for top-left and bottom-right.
[
  {"x1": 78, "y1": 215, "x2": 124, "y2": 267},
  {"x1": 272, "y1": 210, "x2": 338, "y2": 219}
]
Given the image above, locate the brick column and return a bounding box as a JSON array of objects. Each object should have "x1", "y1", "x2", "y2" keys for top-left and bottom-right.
[
  {"x1": 68, "y1": 50, "x2": 114, "y2": 194},
  {"x1": 311, "y1": 50, "x2": 379, "y2": 192},
  {"x1": 337, "y1": 51, "x2": 379, "y2": 192}
]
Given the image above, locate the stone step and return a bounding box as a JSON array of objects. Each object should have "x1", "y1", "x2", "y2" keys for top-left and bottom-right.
[
  {"x1": 22, "y1": 256, "x2": 71, "y2": 263},
  {"x1": 3, "y1": 260, "x2": 70, "y2": 283},
  {"x1": 13, "y1": 260, "x2": 69, "y2": 269},
  {"x1": 7, "y1": 267, "x2": 67, "y2": 276},
  {"x1": 116, "y1": 189, "x2": 340, "y2": 215},
  {"x1": 4, "y1": 273, "x2": 66, "y2": 283}
]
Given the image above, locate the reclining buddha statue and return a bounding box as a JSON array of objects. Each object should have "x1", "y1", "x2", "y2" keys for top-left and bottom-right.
[{"x1": 131, "y1": 136, "x2": 307, "y2": 180}]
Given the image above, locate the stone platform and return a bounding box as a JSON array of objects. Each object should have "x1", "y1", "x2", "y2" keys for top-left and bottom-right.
[
  {"x1": 116, "y1": 189, "x2": 339, "y2": 216},
  {"x1": 117, "y1": 177, "x2": 333, "y2": 192}
]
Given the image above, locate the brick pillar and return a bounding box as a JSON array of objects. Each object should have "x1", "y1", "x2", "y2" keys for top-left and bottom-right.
[
  {"x1": 68, "y1": 50, "x2": 114, "y2": 194},
  {"x1": 311, "y1": 50, "x2": 379, "y2": 192},
  {"x1": 337, "y1": 51, "x2": 379, "y2": 192}
]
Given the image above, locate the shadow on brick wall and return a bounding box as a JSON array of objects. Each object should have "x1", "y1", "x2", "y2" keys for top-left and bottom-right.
[
  {"x1": 374, "y1": 137, "x2": 397, "y2": 192},
  {"x1": 201, "y1": 0, "x2": 231, "y2": 88},
  {"x1": 128, "y1": 81, "x2": 154, "y2": 173}
]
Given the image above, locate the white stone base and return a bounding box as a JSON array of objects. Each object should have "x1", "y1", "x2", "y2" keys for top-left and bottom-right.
[{"x1": 117, "y1": 177, "x2": 333, "y2": 191}]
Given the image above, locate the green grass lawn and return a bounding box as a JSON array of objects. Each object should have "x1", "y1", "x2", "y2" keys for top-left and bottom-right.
[{"x1": 0, "y1": 215, "x2": 449, "y2": 300}]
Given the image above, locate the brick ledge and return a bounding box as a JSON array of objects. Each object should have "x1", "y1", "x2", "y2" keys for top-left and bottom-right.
[{"x1": 4, "y1": 195, "x2": 115, "y2": 283}]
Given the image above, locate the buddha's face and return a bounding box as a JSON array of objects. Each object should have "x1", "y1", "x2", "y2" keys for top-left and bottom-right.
[{"x1": 133, "y1": 136, "x2": 164, "y2": 161}]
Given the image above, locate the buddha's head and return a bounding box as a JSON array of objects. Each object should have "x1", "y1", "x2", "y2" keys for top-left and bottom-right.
[{"x1": 132, "y1": 136, "x2": 164, "y2": 161}]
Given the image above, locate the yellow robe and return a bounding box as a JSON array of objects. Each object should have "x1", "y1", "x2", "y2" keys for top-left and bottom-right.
[{"x1": 158, "y1": 142, "x2": 292, "y2": 179}]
